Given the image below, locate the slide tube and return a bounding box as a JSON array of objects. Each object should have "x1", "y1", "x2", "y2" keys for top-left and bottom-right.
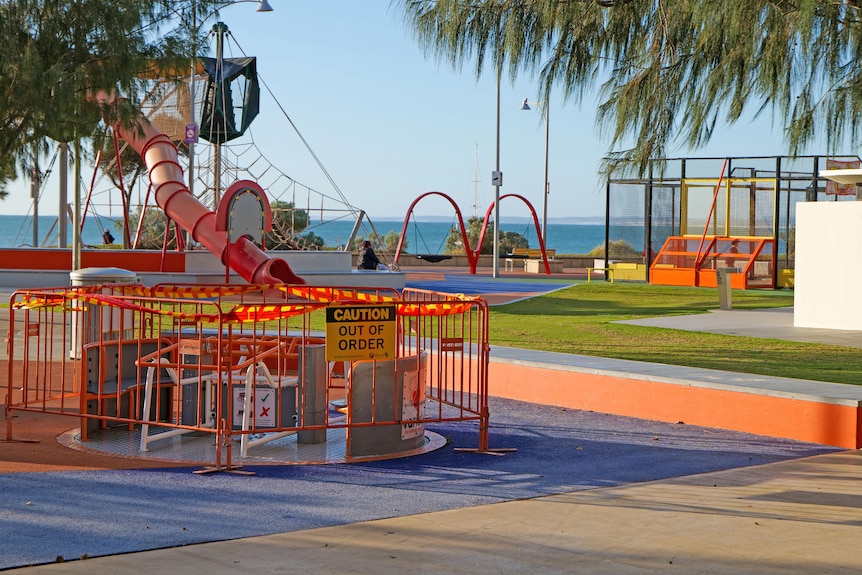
[{"x1": 97, "y1": 92, "x2": 304, "y2": 285}]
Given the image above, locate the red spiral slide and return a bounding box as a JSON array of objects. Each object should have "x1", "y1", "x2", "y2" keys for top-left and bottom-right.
[{"x1": 97, "y1": 93, "x2": 305, "y2": 285}]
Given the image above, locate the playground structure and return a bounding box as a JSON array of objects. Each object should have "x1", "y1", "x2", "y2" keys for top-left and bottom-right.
[
  {"x1": 606, "y1": 155, "x2": 862, "y2": 288},
  {"x1": 92, "y1": 90, "x2": 305, "y2": 286},
  {"x1": 15, "y1": 28, "x2": 558, "y2": 281},
  {"x1": 3, "y1": 17, "x2": 501, "y2": 470},
  {"x1": 17, "y1": 20, "x2": 391, "y2": 272},
  {"x1": 5, "y1": 282, "x2": 492, "y2": 469},
  {"x1": 649, "y1": 166, "x2": 778, "y2": 290},
  {"x1": 393, "y1": 191, "x2": 553, "y2": 275}
]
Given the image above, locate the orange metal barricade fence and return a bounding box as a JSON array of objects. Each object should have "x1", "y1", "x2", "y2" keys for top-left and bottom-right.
[{"x1": 5, "y1": 283, "x2": 490, "y2": 470}]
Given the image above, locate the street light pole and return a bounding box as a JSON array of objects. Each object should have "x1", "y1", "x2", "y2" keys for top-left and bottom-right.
[
  {"x1": 30, "y1": 167, "x2": 39, "y2": 247},
  {"x1": 492, "y1": 67, "x2": 502, "y2": 279},
  {"x1": 185, "y1": 0, "x2": 273, "y2": 210},
  {"x1": 521, "y1": 98, "x2": 550, "y2": 247},
  {"x1": 187, "y1": 2, "x2": 198, "y2": 207},
  {"x1": 213, "y1": 20, "x2": 227, "y2": 209},
  {"x1": 542, "y1": 105, "x2": 549, "y2": 247}
]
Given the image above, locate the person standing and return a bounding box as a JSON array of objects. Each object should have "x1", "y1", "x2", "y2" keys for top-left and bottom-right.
[
  {"x1": 357, "y1": 240, "x2": 381, "y2": 270},
  {"x1": 724, "y1": 239, "x2": 739, "y2": 268}
]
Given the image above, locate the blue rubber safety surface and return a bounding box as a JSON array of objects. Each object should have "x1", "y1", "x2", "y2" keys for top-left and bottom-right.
[
  {"x1": 405, "y1": 274, "x2": 576, "y2": 297},
  {"x1": 0, "y1": 397, "x2": 838, "y2": 570}
]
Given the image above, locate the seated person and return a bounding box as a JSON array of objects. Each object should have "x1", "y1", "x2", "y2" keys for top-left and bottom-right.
[{"x1": 357, "y1": 240, "x2": 381, "y2": 270}]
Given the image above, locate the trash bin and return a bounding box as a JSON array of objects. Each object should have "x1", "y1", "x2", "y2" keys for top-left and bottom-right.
[{"x1": 70, "y1": 267, "x2": 138, "y2": 358}]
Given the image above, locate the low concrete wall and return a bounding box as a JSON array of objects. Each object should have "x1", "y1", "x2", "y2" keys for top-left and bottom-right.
[
  {"x1": 488, "y1": 357, "x2": 862, "y2": 449},
  {"x1": 186, "y1": 250, "x2": 353, "y2": 274},
  {"x1": 0, "y1": 248, "x2": 405, "y2": 291},
  {"x1": 0, "y1": 270, "x2": 74, "y2": 289},
  {"x1": 0, "y1": 269, "x2": 406, "y2": 291}
]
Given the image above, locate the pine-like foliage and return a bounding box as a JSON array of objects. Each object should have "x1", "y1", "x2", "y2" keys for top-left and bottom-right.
[
  {"x1": 397, "y1": 0, "x2": 862, "y2": 176},
  {"x1": 0, "y1": 0, "x2": 217, "y2": 198}
]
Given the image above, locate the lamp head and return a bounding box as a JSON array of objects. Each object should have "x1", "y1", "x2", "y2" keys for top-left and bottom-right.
[
  {"x1": 520, "y1": 98, "x2": 531, "y2": 111},
  {"x1": 256, "y1": 0, "x2": 273, "y2": 11}
]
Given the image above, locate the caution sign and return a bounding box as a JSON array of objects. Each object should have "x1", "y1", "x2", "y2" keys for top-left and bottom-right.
[
  {"x1": 401, "y1": 369, "x2": 425, "y2": 440},
  {"x1": 325, "y1": 303, "x2": 397, "y2": 361},
  {"x1": 232, "y1": 386, "x2": 277, "y2": 429}
]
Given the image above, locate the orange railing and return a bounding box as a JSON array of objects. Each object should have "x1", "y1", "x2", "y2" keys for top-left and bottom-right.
[
  {"x1": 650, "y1": 236, "x2": 776, "y2": 289},
  {"x1": 6, "y1": 283, "x2": 491, "y2": 470}
]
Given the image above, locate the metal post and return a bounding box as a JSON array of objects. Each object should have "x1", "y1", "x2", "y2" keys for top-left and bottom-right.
[
  {"x1": 188, "y1": 3, "x2": 197, "y2": 205},
  {"x1": 58, "y1": 143, "x2": 68, "y2": 248},
  {"x1": 188, "y1": 2, "x2": 274, "y2": 219},
  {"x1": 604, "y1": 178, "x2": 610, "y2": 273},
  {"x1": 645, "y1": 163, "x2": 653, "y2": 280},
  {"x1": 810, "y1": 156, "x2": 819, "y2": 203},
  {"x1": 541, "y1": 105, "x2": 549, "y2": 247},
  {"x1": 212, "y1": 21, "x2": 228, "y2": 210},
  {"x1": 73, "y1": 140, "x2": 82, "y2": 271},
  {"x1": 521, "y1": 98, "x2": 550, "y2": 248},
  {"x1": 30, "y1": 169, "x2": 38, "y2": 247},
  {"x1": 773, "y1": 156, "x2": 781, "y2": 289},
  {"x1": 492, "y1": 67, "x2": 501, "y2": 278}
]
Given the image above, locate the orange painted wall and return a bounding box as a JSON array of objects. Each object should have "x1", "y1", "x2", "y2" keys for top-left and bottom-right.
[
  {"x1": 0, "y1": 249, "x2": 186, "y2": 273},
  {"x1": 488, "y1": 361, "x2": 862, "y2": 449}
]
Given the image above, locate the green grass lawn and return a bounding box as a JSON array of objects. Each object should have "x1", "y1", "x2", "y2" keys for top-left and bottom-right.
[
  {"x1": 489, "y1": 283, "x2": 862, "y2": 385},
  {"x1": 6, "y1": 282, "x2": 858, "y2": 385}
]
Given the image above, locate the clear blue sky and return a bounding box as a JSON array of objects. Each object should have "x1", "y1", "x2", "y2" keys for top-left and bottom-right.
[{"x1": 2, "y1": 0, "x2": 840, "y2": 221}]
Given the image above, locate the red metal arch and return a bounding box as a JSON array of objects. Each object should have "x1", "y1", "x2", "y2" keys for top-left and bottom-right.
[
  {"x1": 393, "y1": 191, "x2": 480, "y2": 273},
  {"x1": 478, "y1": 194, "x2": 551, "y2": 275},
  {"x1": 394, "y1": 192, "x2": 549, "y2": 275}
]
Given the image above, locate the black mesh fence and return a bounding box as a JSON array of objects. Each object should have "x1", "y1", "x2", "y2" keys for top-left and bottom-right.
[{"x1": 607, "y1": 155, "x2": 861, "y2": 285}]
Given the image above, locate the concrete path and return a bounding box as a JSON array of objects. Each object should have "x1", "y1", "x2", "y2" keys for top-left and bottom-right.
[
  {"x1": 4, "y1": 284, "x2": 862, "y2": 573},
  {"x1": 9, "y1": 450, "x2": 862, "y2": 574},
  {"x1": 621, "y1": 306, "x2": 862, "y2": 348}
]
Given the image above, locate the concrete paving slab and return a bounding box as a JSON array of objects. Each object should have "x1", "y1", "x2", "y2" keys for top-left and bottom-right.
[
  {"x1": 12, "y1": 450, "x2": 862, "y2": 575},
  {"x1": 0, "y1": 396, "x2": 838, "y2": 571},
  {"x1": 621, "y1": 307, "x2": 862, "y2": 349},
  {"x1": 5, "y1": 283, "x2": 862, "y2": 574}
]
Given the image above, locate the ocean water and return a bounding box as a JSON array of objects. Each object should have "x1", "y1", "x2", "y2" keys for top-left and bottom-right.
[
  {"x1": 0, "y1": 215, "x2": 116, "y2": 248},
  {"x1": 0, "y1": 214, "x2": 643, "y2": 255},
  {"x1": 301, "y1": 219, "x2": 643, "y2": 255}
]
